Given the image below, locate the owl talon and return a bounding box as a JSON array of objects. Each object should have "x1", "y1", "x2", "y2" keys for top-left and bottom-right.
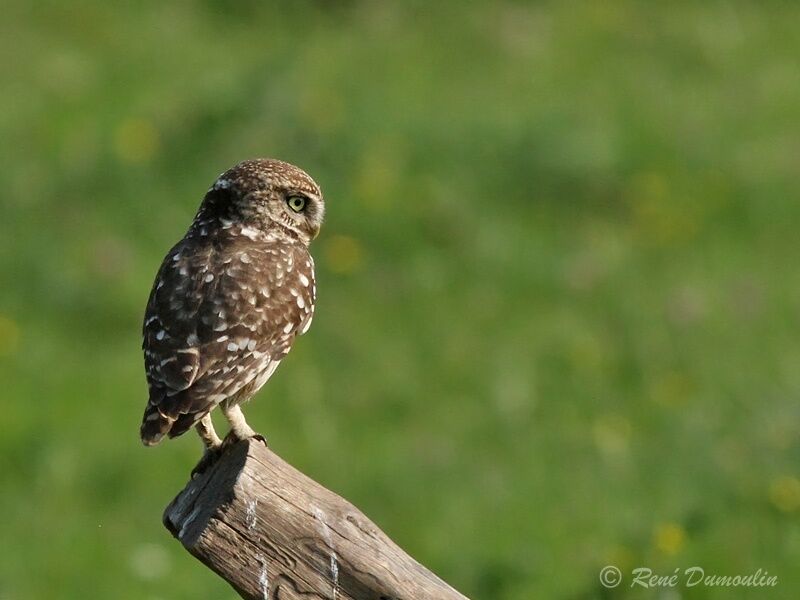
[{"x1": 220, "y1": 429, "x2": 267, "y2": 448}]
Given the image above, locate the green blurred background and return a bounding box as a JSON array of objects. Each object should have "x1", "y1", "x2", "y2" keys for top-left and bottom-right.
[{"x1": 1, "y1": 1, "x2": 799, "y2": 598}]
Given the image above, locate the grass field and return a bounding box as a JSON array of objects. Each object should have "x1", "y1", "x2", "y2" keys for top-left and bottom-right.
[{"x1": 1, "y1": 2, "x2": 799, "y2": 598}]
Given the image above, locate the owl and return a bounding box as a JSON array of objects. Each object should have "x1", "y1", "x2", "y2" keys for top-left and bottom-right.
[{"x1": 140, "y1": 158, "x2": 324, "y2": 467}]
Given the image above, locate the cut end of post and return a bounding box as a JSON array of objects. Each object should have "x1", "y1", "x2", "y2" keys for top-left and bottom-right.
[{"x1": 161, "y1": 438, "x2": 470, "y2": 600}]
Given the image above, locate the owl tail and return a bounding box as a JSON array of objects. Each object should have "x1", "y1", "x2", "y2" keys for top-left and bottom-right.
[{"x1": 140, "y1": 403, "x2": 176, "y2": 446}]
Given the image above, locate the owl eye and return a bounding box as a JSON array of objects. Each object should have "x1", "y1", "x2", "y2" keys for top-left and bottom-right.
[{"x1": 286, "y1": 195, "x2": 307, "y2": 213}]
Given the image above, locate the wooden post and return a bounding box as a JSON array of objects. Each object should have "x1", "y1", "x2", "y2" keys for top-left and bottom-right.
[{"x1": 163, "y1": 439, "x2": 470, "y2": 600}]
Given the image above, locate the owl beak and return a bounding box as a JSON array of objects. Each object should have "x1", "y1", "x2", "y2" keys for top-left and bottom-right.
[{"x1": 310, "y1": 224, "x2": 321, "y2": 240}]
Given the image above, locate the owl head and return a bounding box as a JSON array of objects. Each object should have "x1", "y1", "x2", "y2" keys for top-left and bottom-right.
[{"x1": 194, "y1": 158, "x2": 325, "y2": 245}]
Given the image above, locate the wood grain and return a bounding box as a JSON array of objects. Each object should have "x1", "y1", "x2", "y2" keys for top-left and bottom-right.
[{"x1": 163, "y1": 439, "x2": 469, "y2": 600}]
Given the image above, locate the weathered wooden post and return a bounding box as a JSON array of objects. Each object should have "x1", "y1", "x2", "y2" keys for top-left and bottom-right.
[{"x1": 163, "y1": 439, "x2": 469, "y2": 600}]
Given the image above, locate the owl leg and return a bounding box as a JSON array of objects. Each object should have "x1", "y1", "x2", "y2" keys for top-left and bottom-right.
[
  {"x1": 221, "y1": 403, "x2": 266, "y2": 445},
  {"x1": 191, "y1": 414, "x2": 224, "y2": 477},
  {"x1": 196, "y1": 413, "x2": 222, "y2": 449}
]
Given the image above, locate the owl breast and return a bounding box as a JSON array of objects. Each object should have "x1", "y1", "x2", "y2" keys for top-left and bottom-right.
[{"x1": 228, "y1": 359, "x2": 281, "y2": 407}]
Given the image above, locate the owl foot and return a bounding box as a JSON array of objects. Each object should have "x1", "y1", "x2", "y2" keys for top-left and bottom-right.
[{"x1": 221, "y1": 429, "x2": 268, "y2": 449}]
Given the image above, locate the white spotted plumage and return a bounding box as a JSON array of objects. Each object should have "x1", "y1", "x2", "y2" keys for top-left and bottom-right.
[{"x1": 140, "y1": 159, "x2": 324, "y2": 453}]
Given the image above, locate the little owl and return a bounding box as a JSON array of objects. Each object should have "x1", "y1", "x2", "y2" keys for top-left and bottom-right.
[{"x1": 140, "y1": 158, "x2": 323, "y2": 467}]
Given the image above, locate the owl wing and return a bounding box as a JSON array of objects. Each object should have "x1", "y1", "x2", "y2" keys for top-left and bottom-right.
[{"x1": 141, "y1": 237, "x2": 315, "y2": 444}]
